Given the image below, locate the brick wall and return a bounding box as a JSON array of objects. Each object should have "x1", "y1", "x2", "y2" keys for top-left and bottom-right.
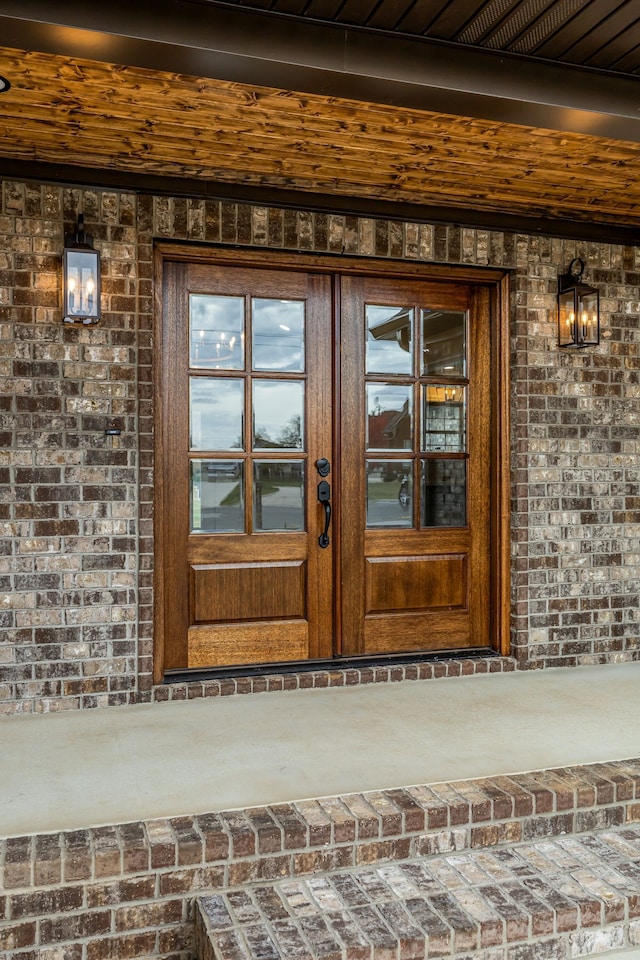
[
  {"x1": 1, "y1": 179, "x2": 639, "y2": 714},
  {"x1": 1, "y1": 182, "x2": 141, "y2": 712},
  {"x1": 1, "y1": 760, "x2": 640, "y2": 959}
]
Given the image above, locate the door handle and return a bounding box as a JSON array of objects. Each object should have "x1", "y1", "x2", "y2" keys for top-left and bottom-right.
[{"x1": 317, "y1": 479, "x2": 331, "y2": 548}]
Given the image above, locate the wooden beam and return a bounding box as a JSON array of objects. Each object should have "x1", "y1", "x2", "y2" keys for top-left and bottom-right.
[{"x1": 3, "y1": 157, "x2": 640, "y2": 246}]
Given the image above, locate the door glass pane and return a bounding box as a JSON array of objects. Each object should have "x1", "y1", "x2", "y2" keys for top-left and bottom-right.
[
  {"x1": 366, "y1": 460, "x2": 412, "y2": 527},
  {"x1": 366, "y1": 384, "x2": 413, "y2": 451},
  {"x1": 421, "y1": 460, "x2": 466, "y2": 527},
  {"x1": 190, "y1": 460, "x2": 244, "y2": 533},
  {"x1": 252, "y1": 381, "x2": 304, "y2": 450},
  {"x1": 422, "y1": 385, "x2": 466, "y2": 453},
  {"x1": 254, "y1": 461, "x2": 305, "y2": 531},
  {"x1": 190, "y1": 295, "x2": 244, "y2": 370},
  {"x1": 252, "y1": 299, "x2": 305, "y2": 372},
  {"x1": 366, "y1": 304, "x2": 413, "y2": 374},
  {"x1": 190, "y1": 377, "x2": 244, "y2": 451},
  {"x1": 422, "y1": 309, "x2": 466, "y2": 376}
]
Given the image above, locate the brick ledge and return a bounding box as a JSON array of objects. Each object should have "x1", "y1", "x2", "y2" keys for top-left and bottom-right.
[{"x1": 152, "y1": 655, "x2": 517, "y2": 704}]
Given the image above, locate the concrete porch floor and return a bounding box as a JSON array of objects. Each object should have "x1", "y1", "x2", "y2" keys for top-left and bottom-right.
[{"x1": 1, "y1": 661, "x2": 640, "y2": 839}]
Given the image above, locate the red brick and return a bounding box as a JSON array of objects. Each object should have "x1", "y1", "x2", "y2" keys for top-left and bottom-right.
[
  {"x1": 114, "y1": 897, "x2": 183, "y2": 931},
  {"x1": 86, "y1": 932, "x2": 157, "y2": 960},
  {"x1": 0, "y1": 921, "x2": 37, "y2": 950}
]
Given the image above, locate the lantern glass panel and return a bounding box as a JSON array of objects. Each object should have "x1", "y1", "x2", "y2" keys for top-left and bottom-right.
[
  {"x1": 63, "y1": 249, "x2": 100, "y2": 323},
  {"x1": 558, "y1": 289, "x2": 576, "y2": 347},
  {"x1": 577, "y1": 290, "x2": 599, "y2": 346}
]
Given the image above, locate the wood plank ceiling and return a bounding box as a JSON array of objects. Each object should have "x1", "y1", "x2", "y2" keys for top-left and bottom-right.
[{"x1": 1, "y1": 0, "x2": 640, "y2": 238}]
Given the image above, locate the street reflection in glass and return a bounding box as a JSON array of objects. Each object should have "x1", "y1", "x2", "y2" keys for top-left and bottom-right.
[
  {"x1": 366, "y1": 304, "x2": 413, "y2": 374},
  {"x1": 190, "y1": 460, "x2": 244, "y2": 533},
  {"x1": 252, "y1": 299, "x2": 305, "y2": 372},
  {"x1": 254, "y1": 461, "x2": 305, "y2": 531},
  {"x1": 421, "y1": 460, "x2": 466, "y2": 527},
  {"x1": 189, "y1": 295, "x2": 244, "y2": 370},
  {"x1": 253, "y1": 381, "x2": 304, "y2": 450},
  {"x1": 367, "y1": 384, "x2": 412, "y2": 451},
  {"x1": 366, "y1": 460, "x2": 412, "y2": 527},
  {"x1": 422, "y1": 309, "x2": 466, "y2": 376},
  {"x1": 190, "y1": 378, "x2": 244, "y2": 451},
  {"x1": 422, "y1": 385, "x2": 466, "y2": 453}
]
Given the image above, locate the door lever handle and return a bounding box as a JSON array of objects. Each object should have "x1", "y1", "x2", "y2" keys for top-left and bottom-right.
[{"x1": 317, "y1": 479, "x2": 331, "y2": 548}]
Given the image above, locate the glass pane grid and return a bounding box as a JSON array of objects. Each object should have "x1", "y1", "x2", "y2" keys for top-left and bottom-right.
[
  {"x1": 189, "y1": 294, "x2": 308, "y2": 536},
  {"x1": 362, "y1": 303, "x2": 470, "y2": 531}
]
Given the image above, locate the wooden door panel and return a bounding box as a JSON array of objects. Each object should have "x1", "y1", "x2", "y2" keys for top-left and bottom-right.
[
  {"x1": 363, "y1": 611, "x2": 472, "y2": 652},
  {"x1": 188, "y1": 621, "x2": 308, "y2": 668},
  {"x1": 365, "y1": 555, "x2": 467, "y2": 613},
  {"x1": 188, "y1": 534, "x2": 307, "y2": 563},
  {"x1": 191, "y1": 561, "x2": 306, "y2": 622},
  {"x1": 364, "y1": 528, "x2": 471, "y2": 554}
]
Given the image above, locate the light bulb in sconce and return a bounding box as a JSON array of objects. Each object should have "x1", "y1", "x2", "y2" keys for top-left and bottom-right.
[{"x1": 67, "y1": 276, "x2": 76, "y2": 311}]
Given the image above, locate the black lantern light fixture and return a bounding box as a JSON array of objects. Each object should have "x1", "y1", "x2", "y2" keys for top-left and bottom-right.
[
  {"x1": 63, "y1": 214, "x2": 101, "y2": 325},
  {"x1": 557, "y1": 257, "x2": 599, "y2": 348}
]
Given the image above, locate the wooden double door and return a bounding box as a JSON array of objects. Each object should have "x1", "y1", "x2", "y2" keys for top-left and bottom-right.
[{"x1": 158, "y1": 255, "x2": 498, "y2": 675}]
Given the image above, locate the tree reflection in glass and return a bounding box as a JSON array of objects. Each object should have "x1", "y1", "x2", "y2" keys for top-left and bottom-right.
[
  {"x1": 190, "y1": 378, "x2": 244, "y2": 451},
  {"x1": 252, "y1": 381, "x2": 304, "y2": 450}
]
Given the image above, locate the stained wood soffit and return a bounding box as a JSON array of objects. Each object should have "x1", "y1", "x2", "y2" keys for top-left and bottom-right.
[
  {"x1": 1, "y1": 45, "x2": 640, "y2": 231},
  {"x1": 3, "y1": 0, "x2": 640, "y2": 141}
]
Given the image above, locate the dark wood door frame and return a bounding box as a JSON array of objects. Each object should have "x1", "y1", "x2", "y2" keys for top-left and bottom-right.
[{"x1": 153, "y1": 243, "x2": 511, "y2": 682}]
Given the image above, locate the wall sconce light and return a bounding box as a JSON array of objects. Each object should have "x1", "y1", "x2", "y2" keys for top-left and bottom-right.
[
  {"x1": 63, "y1": 214, "x2": 101, "y2": 325},
  {"x1": 558, "y1": 258, "x2": 599, "y2": 348}
]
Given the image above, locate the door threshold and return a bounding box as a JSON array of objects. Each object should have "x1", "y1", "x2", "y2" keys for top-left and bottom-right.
[{"x1": 163, "y1": 647, "x2": 498, "y2": 684}]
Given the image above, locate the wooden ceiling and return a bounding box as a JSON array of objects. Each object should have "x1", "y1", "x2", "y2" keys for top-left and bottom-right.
[{"x1": 1, "y1": 1, "x2": 640, "y2": 239}]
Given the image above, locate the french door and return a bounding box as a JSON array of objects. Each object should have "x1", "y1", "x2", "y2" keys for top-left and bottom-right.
[
  {"x1": 339, "y1": 276, "x2": 490, "y2": 656},
  {"x1": 157, "y1": 256, "x2": 499, "y2": 675}
]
